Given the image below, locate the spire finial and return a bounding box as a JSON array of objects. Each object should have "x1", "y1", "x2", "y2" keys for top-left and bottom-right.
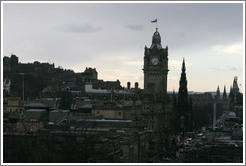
[{"x1": 182, "y1": 58, "x2": 186, "y2": 72}]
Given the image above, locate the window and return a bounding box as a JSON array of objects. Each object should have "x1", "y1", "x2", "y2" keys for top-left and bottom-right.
[
  {"x1": 118, "y1": 112, "x2": 122, "y2": 116},
  {"x1": 97, "y1": 111, "x2": 100, "y2": 114}
]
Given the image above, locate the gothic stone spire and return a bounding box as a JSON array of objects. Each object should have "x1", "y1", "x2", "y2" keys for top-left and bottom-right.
[
  {"x1": 223, "y1": 85, "x2": 227, "y2": 101},
  {"x1": 178, "y1": 58, "x2": 188, "y2": 106}
]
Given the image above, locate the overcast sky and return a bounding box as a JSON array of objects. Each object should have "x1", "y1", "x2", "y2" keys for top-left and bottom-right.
[{"x1": 2, "y1": 2, "x2": 244, "y2": 92}]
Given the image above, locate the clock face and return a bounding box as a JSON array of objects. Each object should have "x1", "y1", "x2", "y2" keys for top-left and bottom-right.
[{"x1": 151, "y1": 57, "x2": 159, "y2": 65}]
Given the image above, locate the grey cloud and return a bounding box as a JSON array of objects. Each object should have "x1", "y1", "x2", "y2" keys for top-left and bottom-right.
[
  {"x1": 126, "y1": 24, "x2": 144, "y2": 31},
  {"x1": 58, "y1": 23, "x2": 103, "y2": 33},
  {"x1": 229, "y1": 67, "x2": 241, "y2": 71},
  {"x1": 210, "y1": 67, "x2": 241, "y2": 72}
]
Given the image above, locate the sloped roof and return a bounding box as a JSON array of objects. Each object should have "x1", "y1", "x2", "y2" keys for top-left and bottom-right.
[{"x1": 25, "y1": 102, "x2": 48, "y2": 108}]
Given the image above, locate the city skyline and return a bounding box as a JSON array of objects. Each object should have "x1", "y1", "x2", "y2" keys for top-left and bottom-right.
[{"x1": 2, "y1": 1, "x2": 244, "y2": 92}]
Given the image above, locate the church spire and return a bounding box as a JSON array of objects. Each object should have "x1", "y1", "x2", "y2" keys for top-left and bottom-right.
[
  {"x1": 223, "y1": 85, "x2": 227, "y2": 101},
  {"x1": 177, "y1": 58, "x2": 193, "y2": 132},
  {"x1": 178, "y1": 58, "x2": 188, "y2": 106},
  {"x1": 215, "y1": 85, "x2": 220, "y2": 101},
  {"x1": 217, "y1": 85, "x2": 220, "y2": 92},
  {"x1": 233, "y1": 76, "x2": 239, "y2": 92}
]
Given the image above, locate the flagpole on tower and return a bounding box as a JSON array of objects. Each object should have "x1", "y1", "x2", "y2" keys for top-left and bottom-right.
[{"x1": 151, "y1": 18, "x2": 158, "y2": 30}]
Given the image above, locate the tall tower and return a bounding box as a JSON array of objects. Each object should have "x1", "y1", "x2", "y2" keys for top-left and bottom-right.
[
  {"x1": 223, "y1": 85, "x2": 227, "y2": 101},
  {"x1": 230, "y1": 76, "x2": 241, "y2": 104},
  {"x1": 215, "y1": 86, "x2": 221, "y2": 101},
  {"x1": 229, "y1": 76, "x2": 243, "y2": 119},
  {"x1": 142, "y1": 27, "x2": 170, "y2": 133},
  {"x1": 177, "y1": 58, "x2": 192, "y2": 132},
  {"x1": 178, "y1": 58, "x2": 188, "y2": 108},
  {"x1": 143, "y1": 28, "x2": 169, "y2": 101},
  {"x1": 142, "y1": 27, "x2": 171, "y2": 161},
  {"x1": 232, "y1": 76, "x2": 239, "y2": 93}
]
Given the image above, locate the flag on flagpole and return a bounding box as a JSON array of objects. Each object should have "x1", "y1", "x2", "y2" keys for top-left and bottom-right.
[{"x1": 151, "y1": 19, "x2": 157, "y2": 23}]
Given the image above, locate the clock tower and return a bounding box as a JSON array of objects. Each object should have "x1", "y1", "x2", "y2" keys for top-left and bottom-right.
[
  {"x1": 143, "y1": 28, "x2": 169, "y2": 101},
  {"x1": 142, "y1": 27, "x2": 171, "y2": 159}
]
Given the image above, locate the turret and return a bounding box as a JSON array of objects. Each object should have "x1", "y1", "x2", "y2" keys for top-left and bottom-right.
[
  {"x1": 151, "y1": 28, "x2": 162, "y2": 49},
  {"x1": 215, "y1": 86, "x2": 220, "y2": 101}
]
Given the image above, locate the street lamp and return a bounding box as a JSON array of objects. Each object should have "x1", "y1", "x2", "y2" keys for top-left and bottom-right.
[{"x1": 19, "y1": 73, "x2": 25, "y2": 100}]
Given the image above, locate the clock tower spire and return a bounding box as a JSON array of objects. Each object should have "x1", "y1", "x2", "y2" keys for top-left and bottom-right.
[{"x1": 151, "y1": 28, "x2": 162, "y2": 49}]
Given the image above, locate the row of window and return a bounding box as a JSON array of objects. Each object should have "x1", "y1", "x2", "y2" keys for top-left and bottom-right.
[
  {"x1": 6, "y1": 108, "x2": 23, "y2": 113},
  {"x1": 146, "y1": 73, "x2": 162, "y2": 77}
]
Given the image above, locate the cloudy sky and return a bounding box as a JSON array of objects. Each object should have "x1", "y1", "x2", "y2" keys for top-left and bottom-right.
[{"x1": 2, "y1": 2, "x2": 244, "y2": 92}]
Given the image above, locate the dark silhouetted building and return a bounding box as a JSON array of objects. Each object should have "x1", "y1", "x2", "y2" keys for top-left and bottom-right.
[{"x1": 175, "y1": 59, "x2": 193, "y2": 133}]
